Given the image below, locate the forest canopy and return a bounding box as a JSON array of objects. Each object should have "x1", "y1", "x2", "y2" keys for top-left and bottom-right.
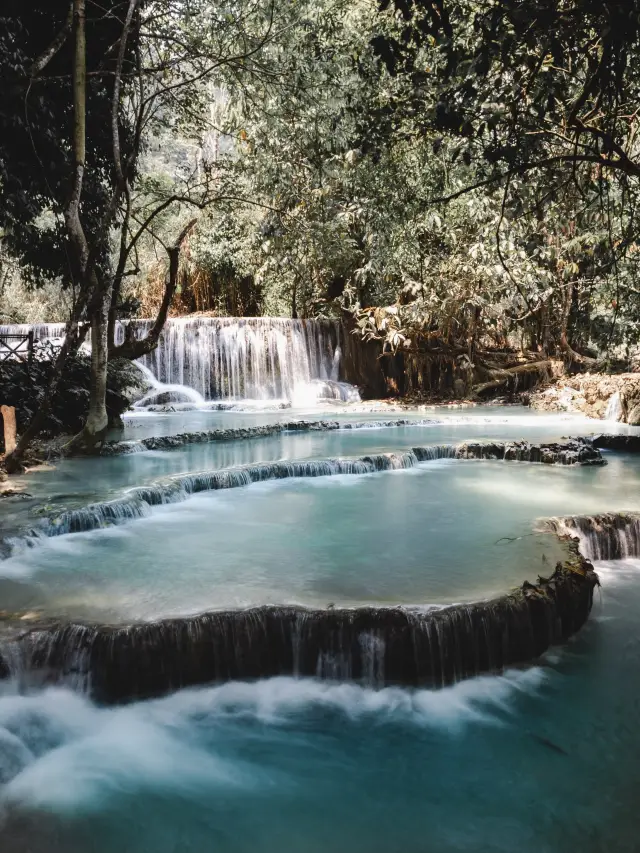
[{"x1": 1, "y1": 0, "x2": 640, "y2": 457}]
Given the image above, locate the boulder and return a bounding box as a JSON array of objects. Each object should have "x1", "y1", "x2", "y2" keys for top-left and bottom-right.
[{"x1": 530, "y1": 372, "x2": 640, "y2": 423}]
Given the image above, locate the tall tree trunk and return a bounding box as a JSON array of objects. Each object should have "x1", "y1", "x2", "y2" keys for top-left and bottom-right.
[
  {"x1": 4, "y1": 0, "x2": 88, "y2": 473},
  {"x1": 66, "y1": 287, "x2": 110, "y2": 452},
  {"x1": 85, "y1": 292, "x2": 110, "y2": 441}
]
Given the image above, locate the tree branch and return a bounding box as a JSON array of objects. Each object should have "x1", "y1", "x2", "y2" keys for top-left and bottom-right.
[
  {"x1": 110, "y1": 218, "x2": 198, "y2": 359},
  {"x1": 29, "y1": 3, "x2": 74, "y2": 78},
  {"x1": 473, "y1": 360, "x2": 553, "y2": 395},
  {"x1": 429, "y1": 154, "x2": 640, "y2": 205}
]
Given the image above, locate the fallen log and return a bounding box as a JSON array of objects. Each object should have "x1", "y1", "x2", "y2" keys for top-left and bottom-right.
[{"x1": 473, "y1": 359, "x2": 552, "y2": 395}]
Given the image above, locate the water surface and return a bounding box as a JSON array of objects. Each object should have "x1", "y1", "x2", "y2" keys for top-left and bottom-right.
[{"x1": 1, "y1": 558, "x2": 639, "y2": 853}]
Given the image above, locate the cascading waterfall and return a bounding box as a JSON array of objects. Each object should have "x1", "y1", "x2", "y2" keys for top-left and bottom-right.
[
  {"x1": 547, "y1": 512, "x2": 640, "y2": 561},
  {"x1": 2, "y1": 440, "x2": 604, "y2": 553},
  {"x1": 128, "y1": 317, "x2": 358, "y2": 403},
  {"x1": 2, "y1": 317, "x2": 361, "y2": 405},
  {"x1": 0, "y1": 322, "x2": 67, "y2": 340},
  {"x1": 8, "y1": 446, "x2": 456, "y2": 546},
  {"x1": 604, "y1": 391, "x2": 624, "y2": 422},
  {"x1": 0, "y1": 322, "x2": 67, "y2": 358},
  {"x1": 132, "y1": 362, "x2": 206, "y2": 408},
  {"x1": 0, "y1": 555, "x2": 597, "y2": 702}
]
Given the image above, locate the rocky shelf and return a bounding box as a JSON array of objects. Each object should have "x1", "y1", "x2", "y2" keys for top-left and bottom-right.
[
  {"x1": 0, "y1": 442, "x2": 617, "y2": 702},
  {"x1": 0, "y1": 440, "x2": 605, "y2": 553},
  {"x1": 591, "y1": 434, "x2": 640, "y2": 453},
  {"x1": 100, "y1": 418, "x2": 444, "y2": 455},
  {"x1": 0, "y1": 545, "x2": 598, "y2": 704}
]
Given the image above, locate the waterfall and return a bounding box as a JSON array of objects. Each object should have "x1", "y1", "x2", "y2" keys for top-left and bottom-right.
[
  {"x1": 0, "y1": 559, "x2": 597, "y2": 703},
  {"x1": 0, "y1": 322, "x2": 67, "y2": 359},
  {"x1": 129, "y1": 317, "x2": 356, "y2": 402},
  {"x1": 604, "y1": 391, "x2": 624, "y2": 422},
  {"x1": 2, "y1": 440, "x2": 604, "y2": 553},
  {"x1": 547, "y1": 513, "x2": 640, "y2": 561},
  {"x1": 2, "y1": 317, "x2": 361, "y2": 404},
  {"x1": 132, "y1": 362, "x2": 206, "y2": 408},
  {"x1": 0, "y1": 322, "x2": 67, "y2": 340}
]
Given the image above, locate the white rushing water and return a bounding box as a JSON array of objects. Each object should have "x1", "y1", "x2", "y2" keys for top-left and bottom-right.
[
  {"x1": 2, "y1": 409, "x2": 640, "y2": 851},
  {"x1": 604, "y1": 391, "x2": 624, "y2": 422},
  {"x1": 1, "y1": 317, "x2": 361, "y2": 406},
  {"x1": 131, "y1": 363, "x2": 207, "y2": 409},
  {"x1": 128, "y1": 316, "x2": 356, "y2": 402}
]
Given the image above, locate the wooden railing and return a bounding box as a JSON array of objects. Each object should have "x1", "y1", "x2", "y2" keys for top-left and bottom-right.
[{"x1": 0, "y1": 332, "x2": 65, "y2": 363}]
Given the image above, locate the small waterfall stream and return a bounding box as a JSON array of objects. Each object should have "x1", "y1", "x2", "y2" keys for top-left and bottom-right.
[
  {"x1": 604, "y1": 391, "x2": 624, "y2": 422},
  {"x1": 547, "y1": 513, "x2": 640, "y2": 561},
  {"x1": 0, "y1": 558, "x2": 597, "y2": 702}
]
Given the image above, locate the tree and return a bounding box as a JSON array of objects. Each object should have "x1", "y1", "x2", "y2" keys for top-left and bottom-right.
[
  {"x1": 1, "y1": 0, "x2": 289, "y2": 466},
  {"x1": 356, "y1": 0, "x2": 640, "y2": 361}
]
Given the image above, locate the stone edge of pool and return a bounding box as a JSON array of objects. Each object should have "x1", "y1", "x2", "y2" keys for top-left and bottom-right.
[
  {"x1": 2, "y1": 463, "x2": 637, "y2": 707},
  {"x1": 0, "y1": 438, "x2": 606, "y2": 555},
  {"x1": 0, "y1": 533, "x2": 603, "y2": 705}
]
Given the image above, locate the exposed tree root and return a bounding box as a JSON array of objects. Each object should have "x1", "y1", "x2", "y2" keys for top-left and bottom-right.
[{"x1": 473, "y1": 359, "x2": 553, "y2": 395}]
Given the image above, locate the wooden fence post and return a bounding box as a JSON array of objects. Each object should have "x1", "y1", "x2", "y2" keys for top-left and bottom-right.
[{"x1": 1, "y1": 405, "x2": 17, "y2": 455}]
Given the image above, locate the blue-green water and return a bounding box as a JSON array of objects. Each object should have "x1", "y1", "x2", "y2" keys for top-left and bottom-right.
[
  {"x1": 1, "y1": 460, "x2": 575, "y2": 620},
  {"x1": 0, "y1": 406, "x2": 629, "y2": 538},
  {"x1": 1, "y1": 406, "x2": 640, "y2": 851},
  {"x1": 1, "y1": 559, "x2": 639, "y2": 853}
]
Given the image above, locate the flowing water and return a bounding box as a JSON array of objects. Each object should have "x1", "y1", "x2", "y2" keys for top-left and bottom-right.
[
  {"x1": 1, "y1": 410, "x2": 638, "y2": 621},
  {"x1": 605, "y1": 391, "x2": 624, "y2": 422},
  {"x1": 2, "y1": 320, "x2": 640, "y2": 850},
  {"x1": 2, "y1": 458, "x2": 579, "y2": 620},
  {"x1": 1, "y1": 565, "x2": 640, "y2": 853},
  {"x1": 1, "y1": 438, "x2": 640, "y2": 849},
  {"x1": 0, "y1": 318, "x2": 359, "y2": 404},
  {"x1": 133, "y1": 316, "x2": 351, "y2": 401}
]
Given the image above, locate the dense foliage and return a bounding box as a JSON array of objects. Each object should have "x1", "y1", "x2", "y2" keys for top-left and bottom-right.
[
  {"x1": 2, "y1": 0, "x2": 640, "y2": 453},
  {"x1": 0, "y1": 351, "x2": 146, "y2": 451},
  {"x1": 147, "y1": 0, "x2": 640, "y2": 372}
]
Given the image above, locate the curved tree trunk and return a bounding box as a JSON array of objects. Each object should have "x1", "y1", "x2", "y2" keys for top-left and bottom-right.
[
  {"x1": 84, "y1": 295, "x2": 110, "y2": 441},
  {"x1": 559, "y1": 282, "x2": 597, "y2": 365},
  {"x1": 65, "y1": 289, "x2": 110, "y2": 453},
  {"x1": 109, "y1": 218, "x2": 197, "y2": 360}
]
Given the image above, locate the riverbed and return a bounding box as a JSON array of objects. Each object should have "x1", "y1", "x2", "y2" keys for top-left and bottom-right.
[{"x1": 1, "y1": 404, "x2": 639, "y2": 852}]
